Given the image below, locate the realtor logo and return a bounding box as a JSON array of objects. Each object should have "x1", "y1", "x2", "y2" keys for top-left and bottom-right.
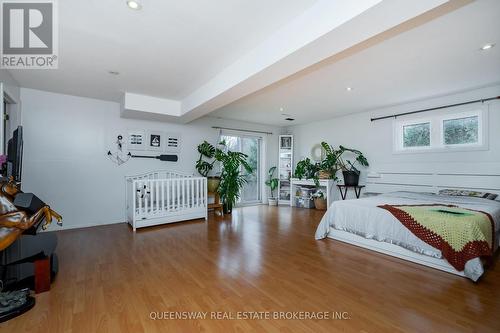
[{"x1": 1, "y1": 0, "x2": 58, "y2": 69}]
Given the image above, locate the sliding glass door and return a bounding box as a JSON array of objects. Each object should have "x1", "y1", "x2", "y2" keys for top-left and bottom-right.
[{"x1": 220, "y1": 133, "x2": 262, "y2": 205}]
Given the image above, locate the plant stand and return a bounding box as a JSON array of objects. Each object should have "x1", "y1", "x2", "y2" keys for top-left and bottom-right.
[
  {"x1": 207, "y1": 191, "x2": 223, "y2": 216},
  {"x1": 337, "y1": 185, "x2": 365, "y2": 200}
]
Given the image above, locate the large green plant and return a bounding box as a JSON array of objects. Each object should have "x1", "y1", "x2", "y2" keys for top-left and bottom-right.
[
  {"x1": 195, "y1": 140, "x2": 253, "y2": 211},
  {"x1": 293, "y1": 144, "x2": 369, "y2": 185},
  {"x1": 294, "y1": 158, "x2": 318, "y2": 179},
  {"x1": 294, "y1": 158, "x2": 321, "y2": 187},
  {"x1": 215, "y1": 142, "x2": 253, "y2": 211},
  {"x1": 196, "y1": 141, "x2": 217, "y2": 177},
  {"x1": 265, "y1": 166, "x2": 279, "y2": 199},
  {"x1": 319, "y1": 142, "x2": 341, "y2": 180},
  {"x1": 337, "y1": 145, "x2": 369, "y2": 174}
]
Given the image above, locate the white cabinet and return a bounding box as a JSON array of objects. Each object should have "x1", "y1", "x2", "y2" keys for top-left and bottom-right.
[
  {"x1": 278, "y1": 135, "x2": 293, "y2": 205},
  {"x1": 290, "y1": 178, "x2": 336, "y2": 209}
]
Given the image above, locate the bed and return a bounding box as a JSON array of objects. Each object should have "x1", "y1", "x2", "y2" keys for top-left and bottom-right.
[{"x1": 315, "y1": 191, "x2": 500, "y2": 281}]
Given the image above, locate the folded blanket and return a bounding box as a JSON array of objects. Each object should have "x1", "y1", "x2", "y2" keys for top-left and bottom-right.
[{"x1": 378, "y1": 204, "x2": 494, "y2": 271}]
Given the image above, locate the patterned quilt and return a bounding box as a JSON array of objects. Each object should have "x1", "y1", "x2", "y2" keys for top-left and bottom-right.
[{"x1": 378, "y1": 204, "x2": 495, "y2": 271}]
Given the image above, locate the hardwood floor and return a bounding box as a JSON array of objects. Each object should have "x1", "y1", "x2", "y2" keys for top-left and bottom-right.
[{"x1": 2, "y1": 205, "x2": 500, "y2": 332}]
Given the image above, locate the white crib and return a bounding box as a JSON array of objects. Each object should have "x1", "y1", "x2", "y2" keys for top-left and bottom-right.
[{"x1": 126, "y1": 170, "x2": 207, "y2": 231}]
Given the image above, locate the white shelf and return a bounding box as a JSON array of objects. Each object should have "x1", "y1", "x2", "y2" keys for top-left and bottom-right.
[
  {"x1": 278, "y1": 135, "x2": 293, "y2": 206},
  {"x1": 290, "y1": 178, "x2": 336, "y2": 209}
]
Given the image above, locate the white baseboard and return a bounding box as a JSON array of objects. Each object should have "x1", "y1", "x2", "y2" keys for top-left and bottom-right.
[{"x1": 42, "y1": 220, "x2": 126, "y2": 232}]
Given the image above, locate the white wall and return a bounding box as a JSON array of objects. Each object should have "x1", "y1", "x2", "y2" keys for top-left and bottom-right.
[
  {"x1": 20, "y1": 88, "x2": 280, "y2": 230},
  {"x1": 290, "y1": 85, "x2": 500, "y2": 196}
]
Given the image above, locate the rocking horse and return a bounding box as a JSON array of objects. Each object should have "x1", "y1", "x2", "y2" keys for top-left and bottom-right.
[
  {"x1": 0, "y1": 178, "x2": 62, "y2": 251},
  {"x1": 0, "y1": 177, "x2": 62, "y2": 322}
]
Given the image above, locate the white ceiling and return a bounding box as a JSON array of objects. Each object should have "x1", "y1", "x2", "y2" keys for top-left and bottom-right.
[
  {"x1": 212, "y1": 0, "x2": 500, "y2": 126},
  {"x1": 8, "y1": 0, "x2": 318, "y2": 101}
]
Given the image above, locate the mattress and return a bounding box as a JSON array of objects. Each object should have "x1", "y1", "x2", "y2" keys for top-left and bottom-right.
[{"x1": 315, "y1": 191, "x2": 500, "y2": 281}]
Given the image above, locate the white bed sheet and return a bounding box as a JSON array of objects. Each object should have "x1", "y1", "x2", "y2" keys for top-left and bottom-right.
[{"x1": 315, "y1": 191, "x2": 500, "y2": 281}]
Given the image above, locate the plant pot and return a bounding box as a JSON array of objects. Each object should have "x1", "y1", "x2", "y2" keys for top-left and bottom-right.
[
  {"x1": 314, "y1": 198, "x2": 327, "y2": 210},
  {"x1": 318, "y1": 170, "x2": 331, "y2": 179},
  {"x1": 268, "y1": 198, "x2": 278, "y2": 206},
  {"x1": 207, "y1": 177, "x2": 220, "y2": 193},
  {"x1": 342, "y1": 171, "x2": 360, "y2": 186},
  {"x1": 223, "y1": 202, "x2": 232, "y2": 214}
]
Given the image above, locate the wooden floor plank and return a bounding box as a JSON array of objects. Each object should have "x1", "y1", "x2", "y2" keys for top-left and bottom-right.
[{"x1": 1, "y1": 205, "x2": 499, "y2": 332}]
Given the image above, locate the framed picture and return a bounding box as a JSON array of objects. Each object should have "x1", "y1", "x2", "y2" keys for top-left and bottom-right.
[
  {"x1": 280, "y1": 136, "x2": 292, "y2": 149},
  {"x1": 127, "y1": 130, "x2": 146, "y2": 150},
  {"x1": 146, "y1": 131, "x2": 165, "y2": 152},
  {"x1": 165, "y1": 133, "x2": 181, "y2": 153}
]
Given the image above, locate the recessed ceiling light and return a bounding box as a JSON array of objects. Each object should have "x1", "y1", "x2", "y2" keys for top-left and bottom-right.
[
  {"x1": 480, "y1": 43, "x2": 495, "y2": 51},
  {"x1": 346, "y1": 87, "x2": 353, "y2": 91},
  {"x1": 126, "y1": 1, "x2": 141, "y2": 10}
]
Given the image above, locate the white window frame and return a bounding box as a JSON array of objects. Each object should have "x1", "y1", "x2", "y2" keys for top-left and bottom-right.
[
  {"x1": 393, "y1": 106, "x2": 488, "y2": 154},
  {"x1": 438, "y1": 110, "x2": 484, "y2": 149},
  {"x1": 218, "y1": 130, "x2": 264, "y2": 206},
  {"x1": 393, "y1": 118, "x2": 433, "y2": 152}
]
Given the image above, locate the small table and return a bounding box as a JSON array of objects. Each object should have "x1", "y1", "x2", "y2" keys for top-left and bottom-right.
[
  {"x1": 337, "y1": 185, "x2": 365, "y2": 200},
  {"x1": 207, "y1": 192, "x2": 223, "y2": 216}
]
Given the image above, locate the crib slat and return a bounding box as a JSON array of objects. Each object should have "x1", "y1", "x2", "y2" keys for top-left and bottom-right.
[
  {"x1": 145, "y1": 179, "x2": 153, "y2": 215},
  {"x1": 198, "y1": 178, "x2": 202, "y2": 207},
  {"x1": 161, "y1": 180, "x2": 165, "y2": 212},
  {"x1": 166, "y1": 180, "x2": 170, "y2": 212},
  {"x1": 190, "y1": 179, "x2": 194, "y2": 209},
  {"x1": 196, "y1": 179, "x2": 201, "y2": 207},
  {"x1": 170, "y1": 179, "x2": 174, "y2": 210},
  {"x1": 136, "y1": 181, "x2": 139, "y2": 216},
  {"x1": 139, "y1": 181, "x2": 144, "y2": 217},
  {"x1": 172, "y1": 179, "x2": 176, "y2": 210},
  {"x1": 156, "y1": 179, "x2": 160, "y2": 212},
  {"x1": 143, "y1": 181, "x2": 148, "y2": 216},
  {"x1": 150, "y1": 180, "x2": 154, "y2": 214},
  {"x1": 182, "y1": 179, "x2": 186, "y2": 209},
  {"x1": 177, "y1": 179, "x2": 180, "y2": 210}
]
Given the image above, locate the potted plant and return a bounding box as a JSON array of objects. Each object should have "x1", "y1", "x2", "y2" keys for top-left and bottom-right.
[
  {"x1": 294, "y1": 158, "x2": 321, "y2": 186},
  {"x1": 318, "y1": 142, "x2": 341, "y2": 181},
  {"x1": 265, "y1": 166, "x2": 279, "y2": 206},
  {"x1": 196, "y1": 140, "x2": 220, "y2": 192},
  {"x1": 312, "y1": 190, "x2": 327, "y2": 210},
  {"x1": 215, "y1": 141, "x2": 253, "y2": 214},
  {"x1": 336, "y1": 145, "x2": 369, "y2": 186}
]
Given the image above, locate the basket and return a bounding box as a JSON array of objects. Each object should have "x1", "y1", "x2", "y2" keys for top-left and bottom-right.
[
  {"x1": 318, "y1": 170, "x2": 331, "y2": 179},
  {"x1": 314, "y1": 198, "x2": 327, "y2": 210}
]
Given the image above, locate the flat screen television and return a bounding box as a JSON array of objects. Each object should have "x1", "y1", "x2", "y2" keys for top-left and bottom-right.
[{"x1": 7, "y1": 126, "x2": 23, "y2": 183}]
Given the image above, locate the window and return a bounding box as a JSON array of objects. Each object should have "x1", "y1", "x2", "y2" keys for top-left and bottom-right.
[
  {"x1": 403, "y1": 122, "x2": 430, "y2": 148},
  {"x1": 393, "y1": 108, "x2": 487, "y2": 153},
  {"x1": 219, "y1": 133, "x2": 262, "y2": 205},
  {"x1": 442, "y1": 115, "x2": 478, "y2": 145}
]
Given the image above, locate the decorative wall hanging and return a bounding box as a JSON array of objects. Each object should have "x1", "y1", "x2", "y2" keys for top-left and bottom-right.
[
  {"x1": 107, "y1": 134, "x2": 131, "y2": 165},
  {"x1": 310, "y1": 143, "x2": 326, "y2": 162},
  {"x1": 165, "y1": 133, "x2": 181, "y2": 153},
  {"x1": 130, "y1": 154, "x2": 178, "y2": 162},
  {"x1": 127, "y1": 130, "x2": 146, "y2": 150},
  {"x1": 146, "y1": 131, "x2": 165, "y2": 152}
]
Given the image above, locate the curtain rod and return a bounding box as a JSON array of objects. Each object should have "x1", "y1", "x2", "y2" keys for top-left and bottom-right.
[
  {"x1": 212, "y1": 126, "x2": 273, "y2": 135},
  {"x1": 370, "y1": 96, "x2": 500, "y2": 122}
]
